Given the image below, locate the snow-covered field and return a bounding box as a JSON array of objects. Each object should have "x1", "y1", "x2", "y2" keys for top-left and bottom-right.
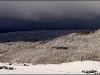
[{"x1": 0, "y1": 61, "x2": 100, "y2": 74}]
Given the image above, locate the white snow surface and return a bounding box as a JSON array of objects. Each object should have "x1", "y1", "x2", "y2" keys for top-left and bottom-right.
[{"x1": 0, "y1": 61, "x2": 100, "y2": 74}]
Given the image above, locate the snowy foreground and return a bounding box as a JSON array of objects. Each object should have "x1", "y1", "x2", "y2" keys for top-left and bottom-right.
[{"x1": 0, "y1": 61, "x2": 100, "y2": 74}]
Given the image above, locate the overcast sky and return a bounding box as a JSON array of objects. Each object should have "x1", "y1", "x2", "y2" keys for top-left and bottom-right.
[{"x1": 0, "y1": 1, "x2": 100, "y2": 32}]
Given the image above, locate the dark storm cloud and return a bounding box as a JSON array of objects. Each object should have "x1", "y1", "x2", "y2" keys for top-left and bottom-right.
[
  {"x1": 0, "y1": 1, "x2": 100, "y2": 32},
  {"x1": 0, "y1": 1, "x2": 100, "y2": 21}
]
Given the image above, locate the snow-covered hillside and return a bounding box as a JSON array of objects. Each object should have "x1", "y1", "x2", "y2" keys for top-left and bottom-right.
[{"x1": 0, "y1": 30, "x2": 100, "y2": 64}]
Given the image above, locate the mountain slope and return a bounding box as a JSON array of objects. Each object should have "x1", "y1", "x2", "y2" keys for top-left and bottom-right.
[{"x1": 0, "y1": 30, "x2": 99, "y2": 64}]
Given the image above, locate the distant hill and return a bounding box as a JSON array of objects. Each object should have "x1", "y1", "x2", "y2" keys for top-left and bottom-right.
[{"x1": 0, "y1": 30, "x2": 99, "y2": 64}]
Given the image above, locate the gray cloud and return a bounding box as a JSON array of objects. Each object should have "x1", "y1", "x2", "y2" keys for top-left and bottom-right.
[{"x1": 0, "y1": 1, "x2": 100, "y2": 21}]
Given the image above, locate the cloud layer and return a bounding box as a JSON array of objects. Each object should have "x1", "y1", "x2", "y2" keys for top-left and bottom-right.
[
  {"x1": 0, "y1": 1, "x2": 100, "y2": 21},
  {"x1": 0, "y1": 1, "x2": 100, "y2": 32}
]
